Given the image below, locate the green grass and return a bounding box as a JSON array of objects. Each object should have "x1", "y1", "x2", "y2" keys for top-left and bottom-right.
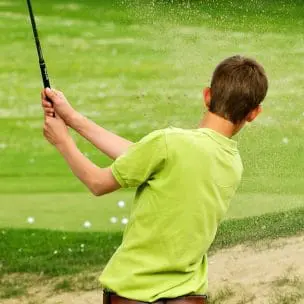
[
  {"x1": 0, "y1": 191, "x2": 303, "y2": 231},
  {"x1": 0, "y1": 191, "x2": 134, "y2": 232},
  {"x1": 0, "y1": 0, "x2": 303, "y2": 199},
  {"x1": 1, "y1": 207, "x2": 303, "y2": 276}
]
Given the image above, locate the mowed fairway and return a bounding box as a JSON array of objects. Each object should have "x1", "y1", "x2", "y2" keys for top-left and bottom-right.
[
  {"x1": 1, "y1": 192, "x2": 304, "y2": 232},
  {"x1": 0, "y1": 0, "x2": 304, "y2": 232}
]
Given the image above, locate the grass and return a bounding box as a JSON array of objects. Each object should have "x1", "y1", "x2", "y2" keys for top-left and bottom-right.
[
  {"x1": 209, "y1": 207, "x2": 304, "y2": 251},
  {"x1": 272, "y1": 273, "x2": 302, "y2": 288},
  {"x1": 1, "y1": 191, "x2": 303, "y2": 231},
  {"x1": 208, "y1": 287, "x2": 235, "y2": 304},
  {"x1": 269, "y1": 291, "x2": 303, "y2": 304},
  {"x1": 0, "y1": 191, "x2": 135, "y2": 232},
  {"x1": 53, "y1": 279, "x2": 73, "y2": 292},
  {"x1": 0, "y1": 279, "x2": 27, "y2": 299},
  {"x1": 0, "y1": 0, "x2": 303, "y2": 199},
  {"x1": 268, "y1": 268, "x2": 304, "y2": 304},
  {"x1": 0, "y1": 207, "x2": 303, "y2": 276},
  {"x1": 0, "y1": 272, "x2": 100, "y2": 299},
  {"x1": 208, "y1": 286, "x2": 257, "y2": 304},
  {"x1": 53, "y1": 274, "x2": 99, "y2": 292}
]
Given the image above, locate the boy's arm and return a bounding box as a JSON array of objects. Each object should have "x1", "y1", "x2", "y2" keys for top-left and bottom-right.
[
  {"x1": 43, "y1": 115, "x2": 120, "y2": 196},
  {"x1": 57, "y1": 138, "x2": 120, "y2": 196},
  {"x1": 69, "y1": 113, "x2": 133, "y2": 160},
  {"x1": 42, "y1": 88, "x2": 133, "y2": 160}
]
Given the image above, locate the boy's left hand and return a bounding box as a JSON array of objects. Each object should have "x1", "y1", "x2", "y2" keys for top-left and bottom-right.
[{"x1": 43, "y1": 114, "x2": 71, "y2": 147}]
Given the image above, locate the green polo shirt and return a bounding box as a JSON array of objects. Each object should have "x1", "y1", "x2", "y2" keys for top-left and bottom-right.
[{"x1": 99, "y1": 127, "x2": 243, "y2": 302}]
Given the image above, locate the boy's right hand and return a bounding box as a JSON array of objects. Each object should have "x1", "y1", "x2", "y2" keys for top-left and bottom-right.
[{"x1": 41, "y1": 88, "x2": 77, "y2": 126}]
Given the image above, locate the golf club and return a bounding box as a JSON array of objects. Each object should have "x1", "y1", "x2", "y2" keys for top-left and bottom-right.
[{"x1": 26, "y1": 0, "x2": 51, "y2": 90}]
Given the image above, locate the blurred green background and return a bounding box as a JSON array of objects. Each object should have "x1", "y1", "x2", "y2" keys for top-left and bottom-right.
[{"x1": 0, "y1": 0, "x2": 303, "y2": 231}]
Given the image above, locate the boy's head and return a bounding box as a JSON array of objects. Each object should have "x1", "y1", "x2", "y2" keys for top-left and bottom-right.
[{"x1": 203, "y1": 55, "x2": 268, "y2": 125}]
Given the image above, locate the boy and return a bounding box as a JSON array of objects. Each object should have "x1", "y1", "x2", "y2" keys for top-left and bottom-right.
[{"x1": 42, "y1": 55, "x2": 268, "y2": 304}]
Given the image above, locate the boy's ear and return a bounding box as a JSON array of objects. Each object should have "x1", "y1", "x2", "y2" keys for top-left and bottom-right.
[
  {"x1": 246, "y1": 105, "x2": 262, "y2": 122},
  {"x1": 203, "y1": 87, "x2": 211, "y2": 109}
]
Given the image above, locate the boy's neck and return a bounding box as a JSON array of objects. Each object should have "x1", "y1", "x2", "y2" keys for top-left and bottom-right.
[{"x1": 199, "y1": 112, "x2": 238, "y2": 138}]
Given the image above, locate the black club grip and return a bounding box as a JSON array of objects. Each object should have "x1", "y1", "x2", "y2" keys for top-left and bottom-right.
[{"x1": 39, "y1": 61, "x2": 51, "y2": 89}]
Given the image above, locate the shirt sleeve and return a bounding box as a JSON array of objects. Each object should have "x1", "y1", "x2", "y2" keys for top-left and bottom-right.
[{"x1": 111, "y1": 130, "x2": 167, "y2": 188}]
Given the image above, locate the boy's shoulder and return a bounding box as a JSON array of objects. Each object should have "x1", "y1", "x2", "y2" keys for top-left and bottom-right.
[
  {"x1": 144, "y1": 127, "x2": 189, "y2": 140},
  {"x1": 161, "y1": 127, "x2": 207, "y2": 142},
  {"x1": 162, "y1": 126, "x2": 188, "y2": 134},
  {"x1": 151, "y1": 127, "x2": 205, "y2": 150},
  {"x1": 143, "y1": 127, "x2": 196, "y2": 145},
  {"x1": 146, "y1": 127, "x2": 206, "y2": 144},
  {"x1": 155, "y1": 127, "x2": 194, "y2": 137}
]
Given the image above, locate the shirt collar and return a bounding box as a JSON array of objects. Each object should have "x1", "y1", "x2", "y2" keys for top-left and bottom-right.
[{"x1": 198, "y1": 128, "x2": 238, "y2": 151}]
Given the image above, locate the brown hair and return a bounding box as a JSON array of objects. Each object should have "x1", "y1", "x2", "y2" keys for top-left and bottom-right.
[{"x1": 210, "y1": 55, "x2": 268, "y2": 124}]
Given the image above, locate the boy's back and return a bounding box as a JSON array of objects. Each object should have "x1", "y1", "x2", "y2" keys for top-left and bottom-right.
[
  {"x1": 41, "y1": 55, "x2": 268, "y2": 304},
  {"x1": 100, "y1": 127, "x2": 243, "y2": 302}
]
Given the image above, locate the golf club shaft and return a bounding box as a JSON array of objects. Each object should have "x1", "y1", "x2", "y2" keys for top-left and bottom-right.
[{"x1": 26, "y1": 0, "x2": 51, "y2": 89}]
